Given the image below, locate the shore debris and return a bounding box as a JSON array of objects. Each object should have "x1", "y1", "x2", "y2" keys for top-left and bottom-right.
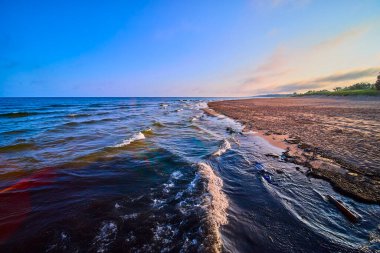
[
  {"x1": 208, "y1": 98, "x2": 380, "y2": 203},
  {"x1": 225, "y1": 127, "x2": 243, "y2": 135},
  {"x1": 265, "y1": 153, "x2": 279, "y2": 159},
  {"x1": 326, "y1": 195, "x2": 360, "y2": 223},
  {"x1": 285, "y1": 138, "x2": 300, "y2": 144},
  {"x1": 261, "y1": 173, "x2": 272, "y2": 183}
]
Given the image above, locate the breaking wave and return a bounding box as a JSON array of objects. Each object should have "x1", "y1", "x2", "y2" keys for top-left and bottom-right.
[
  {"x1": 213, "y1": 139, "x2": 231, "y2": 156},
  {"x1": 197, "y1": 162, "x2": 229, "y2": 252},
  {"x1": 114, "y1": 132, "x2": 145, "y2": 148}
]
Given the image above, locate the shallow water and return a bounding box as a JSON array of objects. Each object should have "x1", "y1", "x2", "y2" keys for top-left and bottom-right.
[{"x1": 0, "y1": 97, "x2": 379, "y2": 252}]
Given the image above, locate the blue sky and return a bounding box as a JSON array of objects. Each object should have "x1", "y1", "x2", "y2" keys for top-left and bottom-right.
[{"x1": 1, "y1": 0, "x2": 380, "y2": 96}]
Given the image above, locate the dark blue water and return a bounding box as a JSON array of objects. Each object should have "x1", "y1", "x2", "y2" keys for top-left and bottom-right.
[{"x1": 0, "y1": 98, "x2": 379, "y2": 252}]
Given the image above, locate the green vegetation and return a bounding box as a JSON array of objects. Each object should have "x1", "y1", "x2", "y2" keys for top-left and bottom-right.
[
  {"x1": 293, "y1": 82, "x2": 380, "y2": 97},
  {"x1": 376, "y1": 76, "x2": 380, "y2": 90}
]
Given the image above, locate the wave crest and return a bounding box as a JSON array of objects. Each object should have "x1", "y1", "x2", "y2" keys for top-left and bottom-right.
[
  {"x1": 114, "y1": 132, "x2": 145, "y2": 148},
  {"x1": 212, "y1": 139, "x2": 231, "y2": 156},
  {"x1": 197, "y1": 162, "x2": 228, "y2": 252}
]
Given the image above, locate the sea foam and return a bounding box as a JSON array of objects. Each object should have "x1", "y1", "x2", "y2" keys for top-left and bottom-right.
[
  {"x1": 212, "y1": 139, "x2": 231, "y2": 156},
  {"x1": 92, "y1": 221, "x2": 117, "y2": 253},
  {"x1": 114, "y1": 132, "x2": 145, "y2": 147}
]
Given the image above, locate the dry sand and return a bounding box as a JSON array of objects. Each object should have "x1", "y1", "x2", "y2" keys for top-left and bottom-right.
[{"x1": 209, "y1": 97, "x2": 380, "y2": 203}]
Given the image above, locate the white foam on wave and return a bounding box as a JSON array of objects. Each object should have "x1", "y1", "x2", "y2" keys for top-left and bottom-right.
[
  {"x1": 163, "y1": 181, "x2": 175, "y2": 193},
  {"x1": 93, "y1": 221, "x2": 118, "y2": 253},
  {"x1": 187, "y1": 173, "x2": 200, "y2": 192},
  {"x1": 152, "y1": 198, "x2": 165, "y2": 208},
  {"x1": 212, "y1": 139, "x2": 231, "y2": 156},
  {"x1": 162, "y1": 171, "x2": 183, "y2": 194},
  {"x1": 197, "y1": 162, "x2": 229, "y2": 252},
  {"x1": 121, "y1": 213, "x2": 138, "y2": 220},
  {"x1": 114, "y1": 132, "x2": 145, "y2": 147},
  {"x1": 171, "y1": 171, "x2": 183, "y2": 179},
  {"x1": 194, "y1": 102, "x2": 208, "y2": 109},
  {"x1": 152, "y1": 223, "x2": 179, "y2": 249}
]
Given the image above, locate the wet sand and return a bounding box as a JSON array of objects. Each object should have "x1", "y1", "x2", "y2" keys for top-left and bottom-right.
[{"x1": 208, "y1": 97, "x2": 380, "y2": 203}]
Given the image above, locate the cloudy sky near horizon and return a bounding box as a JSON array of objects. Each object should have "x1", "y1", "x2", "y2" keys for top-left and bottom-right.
[{"x1": 1, "y1": 0, "x2": 380, "y2": 97}]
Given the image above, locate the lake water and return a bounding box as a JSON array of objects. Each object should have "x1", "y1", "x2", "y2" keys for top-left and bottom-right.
[{"x1": 0, "y1": 98, "x2": 379, "y2": 252}]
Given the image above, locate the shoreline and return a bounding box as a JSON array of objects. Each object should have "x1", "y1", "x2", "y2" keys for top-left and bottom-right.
[{"x1": 208, "y1": 97, "x2": 380, "y2": 204}]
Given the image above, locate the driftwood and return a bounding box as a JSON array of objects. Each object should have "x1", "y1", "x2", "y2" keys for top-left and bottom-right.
[{"x1": 326, "y1": 195, "x2": 360, "y2": 223}]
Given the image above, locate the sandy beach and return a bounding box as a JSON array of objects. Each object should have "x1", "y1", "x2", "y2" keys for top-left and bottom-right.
[{"x1": 209, "y1": 97, "x2": 380, "y2": 203}]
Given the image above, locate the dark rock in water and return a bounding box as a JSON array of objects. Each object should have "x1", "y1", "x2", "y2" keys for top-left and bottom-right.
[
  {"x1": 265, "y1": 153, "x2": 279, "y2": 159},
  {"x1": 295, "y1": 166, "x2": 301, "y2": 171},
  {"x1": 258, "y1": 169, "x2": 274, "y2": 183},
  {"x1": 262, "y1": 173, "x2": 272, "y2": 183},
  {"x1": 275, "y1": 169, "x2": 284, "y2": 174},
  {"x1": 226, "y1": 127, "x2": 243, "y2": 135},
  {"x1": 226, "y1": 127, "x2": 233, "y2": 134},
  {"x1": 226, "y1": 127, "x2": 236, "y2": 134},
  {"x1": 280, "y1": 150, "x2": 295, "y2": 162},
  {"x1": 305, "y1": 168, "x2": 313, "y2": 177}
]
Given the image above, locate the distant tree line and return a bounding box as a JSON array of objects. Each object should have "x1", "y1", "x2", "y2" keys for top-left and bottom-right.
[
  {"x1": 293, "y1": 79, "x2": 380, "y2": 97},
  {"x1": 333, "y1": 82, "x2": 376, "y2": 91}
]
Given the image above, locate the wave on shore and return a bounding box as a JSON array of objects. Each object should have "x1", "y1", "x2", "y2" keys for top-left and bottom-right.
[
  {"x1": 197, "y1": 162, "x2": 228, "y2": 252},
  {"x1": 213, "y1": 139, "x2": 231, "y2": 156}
]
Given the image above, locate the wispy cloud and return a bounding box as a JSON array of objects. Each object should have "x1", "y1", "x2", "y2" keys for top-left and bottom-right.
[
  {"x1": 261, "y1": 67, "x2": 380, "y2": 94},
  {"x1": 259, "y1": 82, "x2": 324, "y2": 94},
  {"x1": 238, "y1": 22, "x2": 377, "y2": 95},
  {"x1": 314, "y1": 68, "x2": 380, "y2": 83},
  {"x1": 240, "y1": 47, "x2": 290, "y2": 88},
  {"x1": 313, "y1": 25, "x2": 370, "y2": 52}
]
